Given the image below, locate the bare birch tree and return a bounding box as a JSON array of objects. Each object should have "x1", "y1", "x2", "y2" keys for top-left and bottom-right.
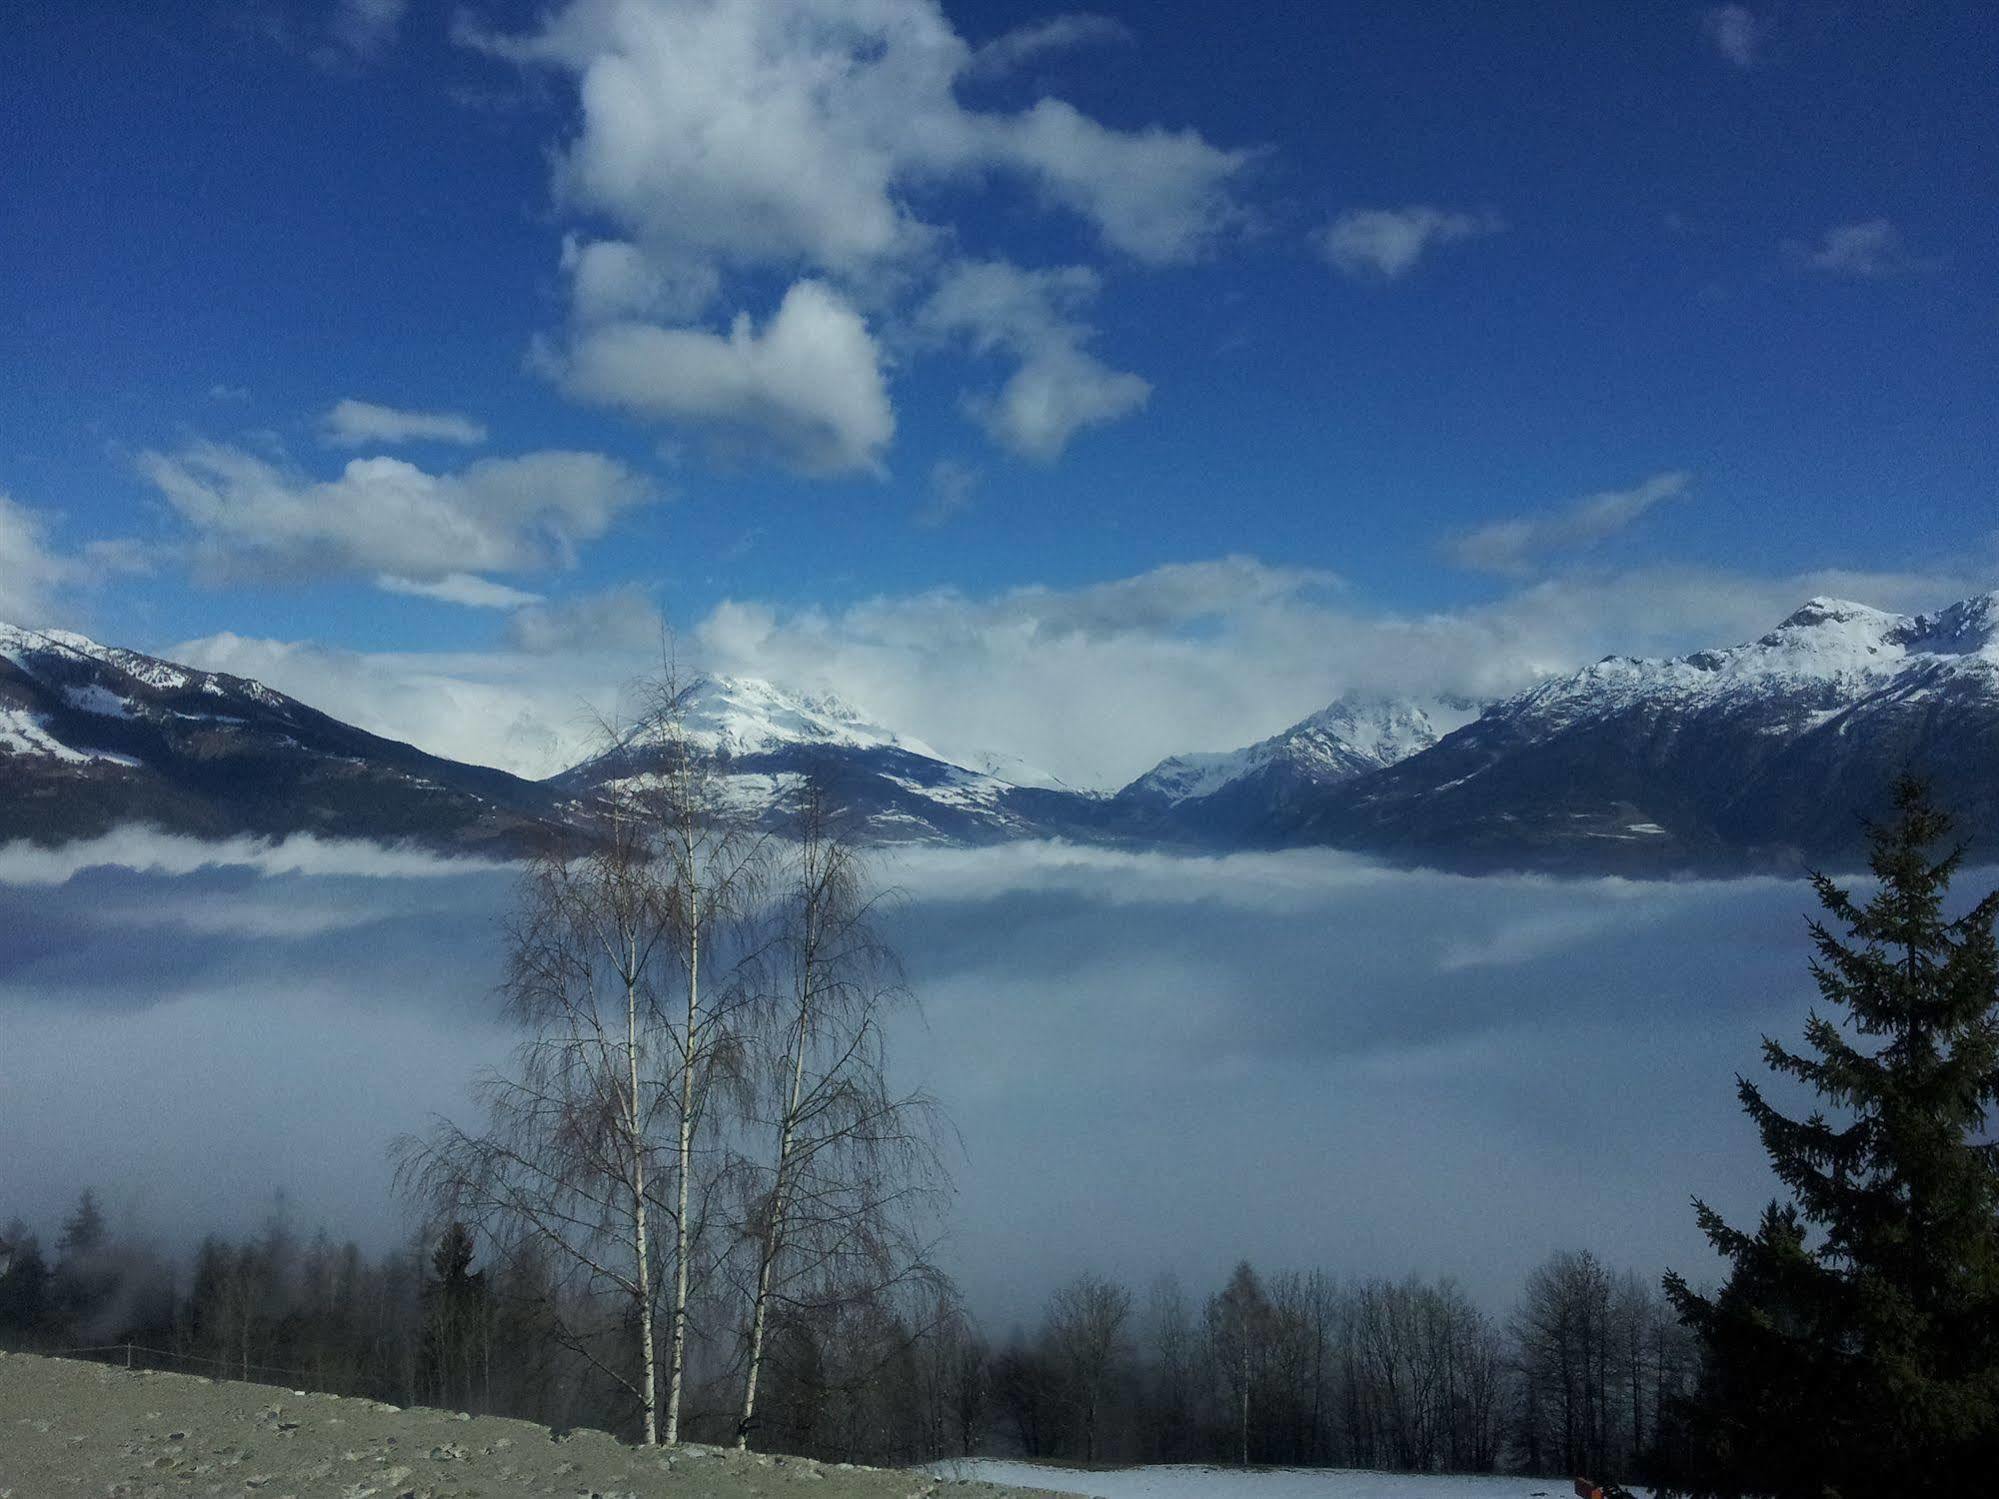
[
  {"x1": 395, "y1": 797, "x2": 677, "y2": 1440},
  {"x1": 732, "y1": 780, "x2": 948, "y2": 1449},
  {"x1": 398, "y1": 658, "x2": 766, "y2": 1447},
  {"x1": 630, "y1": 666, "x2": 770, "y2": 1443}
]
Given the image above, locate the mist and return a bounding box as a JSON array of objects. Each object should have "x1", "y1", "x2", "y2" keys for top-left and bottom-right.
[{"x1": 0, "y1": 832, "x2": 1860, "y2": 1327}]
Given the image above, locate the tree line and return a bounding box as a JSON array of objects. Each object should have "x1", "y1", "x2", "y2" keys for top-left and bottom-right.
[{"x1": 0, "y1": 1186, "x2": 1695, "y2": 1478}]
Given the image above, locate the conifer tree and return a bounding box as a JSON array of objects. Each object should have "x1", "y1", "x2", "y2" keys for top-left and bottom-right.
[{"x1": 1665, "y1": 776, "x2": 1999, "y2": 1497}]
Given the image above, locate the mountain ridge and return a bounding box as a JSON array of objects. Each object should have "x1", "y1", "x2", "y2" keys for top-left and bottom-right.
[{"x1": 3, "y1": 590, "x2": 1995, "y2": 872}]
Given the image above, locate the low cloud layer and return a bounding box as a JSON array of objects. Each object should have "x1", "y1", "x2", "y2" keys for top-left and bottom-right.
[
  {"x1": 0, "y1": 839, "x2": 1890, "y2": 1323},
  {"x1": 166, "y1": 553, "x2": 1993, "y2": 788}
]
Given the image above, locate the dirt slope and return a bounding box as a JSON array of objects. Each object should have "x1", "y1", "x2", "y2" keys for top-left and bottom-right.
[{"x1": 0, "y1": 1351, "x2": 1056, "y2": 1499}]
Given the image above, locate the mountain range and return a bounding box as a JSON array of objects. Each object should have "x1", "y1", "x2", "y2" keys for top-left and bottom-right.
[{"x1": 4, "y1": 591, "x2": 1995, "y2": 874}]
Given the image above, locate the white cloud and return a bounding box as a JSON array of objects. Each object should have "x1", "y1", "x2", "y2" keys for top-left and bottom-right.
[
  {"x1": 968, "y1": 13, "x2": 1133, "y2": 77},
  {"x1": 560, "y1": 235, "x2": 719, "y2": 324},
  {"x1": 467, "y1": 0, "x2": 1248, "y2": 471},
  {"x1": 376, "y1": 572, "x2": 545, "y2": 609},
  {"x1": 1447, "y1": 471, "x2": 1692, "y2": 576},
  {"x1": 506, "y1": 583, "x2": 664, "y2": 654},
  {"x1": 1000, "y1": 99, "x2": 1249, "y2": 265},
  {"x1": 481, "y1": 0, "x2": 1249, "y2": 285},
  {"x1": 1315, "y1": 205, "x2": 1505, "y2": 280},
  {"x1": 328, "y1": 0, "x2": 409, "y2": 60},
  {"x1": 322, "y1": 399, "x2": 489, "y2": 448},
  {"x1": 917, "y1": 458, "x2": 980, "y2": 528},
  {"x1": 0, "y1": 493, "x2": 80, "y2": 626},
  {"x1": 169, "y1": 631, "x2": 630, "y2": 778},
  {"x1": 161, "y1": 553, "x2": 1993, "y2": 794},
  {"x1": 557, "y1": 280, "x2": 895, "y2": 475},
  {"x1": 138, "y1": 441, "x2": 651, "y2": 588},
  {"x1": 1701, "y1": 6, "x2": 1762, "y2": 69},
  {"x1": 1791, "y1": 218, "x2": 1923, "y2": 278},
  {"x1": 692, "y1": 558, "x2": 1990, "y2": 788},
  {"x1": 0, "y1": 828, "x2": 506, "y2": 888},
  {"x1": 921, "y1": 260, "x2": 1149, "y2": 461}
]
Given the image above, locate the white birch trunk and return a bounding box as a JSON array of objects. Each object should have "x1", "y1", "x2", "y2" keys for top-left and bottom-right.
[
  {"x1": 627, "y1": 964, "x2": 659, "y2": 1446},
  {"x1": 737, "y1": 975, "x2": 812, "y2": 1447},
  {"x1": 665, "y1": 883, "x2": 698, "y2": 1445}
]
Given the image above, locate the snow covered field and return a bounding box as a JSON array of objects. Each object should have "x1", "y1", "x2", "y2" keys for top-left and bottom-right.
[{"x1": 932, "y1": 1459, "x2": 1638, "y2": 1499}]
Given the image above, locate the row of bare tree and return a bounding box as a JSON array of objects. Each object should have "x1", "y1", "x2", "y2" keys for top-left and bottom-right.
[
  {"x1": 960, "y1": 1253, "x2": 1697, "y2": 1481},
  {"x1": 396, "y1": 673, "x2": 949, "y2": 1448}
]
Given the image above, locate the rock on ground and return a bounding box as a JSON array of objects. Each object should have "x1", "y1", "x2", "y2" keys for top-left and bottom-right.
[{"x1": 0, "y1": 1351, "x2": 1063, "y2": 1499}]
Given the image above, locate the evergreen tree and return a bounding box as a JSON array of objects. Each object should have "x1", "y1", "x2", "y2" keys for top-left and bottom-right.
[
  {"x1": 0, "y1": 1222, "x2": 51, "y2": 1348},
  {"x1": 1665, "y1": 776, "x2": 1999, "y2": 1497}
]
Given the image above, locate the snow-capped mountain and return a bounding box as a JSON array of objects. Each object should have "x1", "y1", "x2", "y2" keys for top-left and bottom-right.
[
  {"x1": 0, "y1": 623, "x2": 562, "y2": 851},
  {"x1": 549, "y1": 674, "x2": 1106, "y2": 846},
  {"x1": 1297, "y1": 594, "x2": 1999, "y2": 871},
  {"x1": 5, "y1": 593, "x2": 1994, "y2": 871},
  {"x1": 1110, "y1": 695, "x2": 1477, "y2": 844}
]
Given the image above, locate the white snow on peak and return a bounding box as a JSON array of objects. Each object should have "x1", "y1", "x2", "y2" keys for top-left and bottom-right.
[
  {"x1": 673, "y1": 674, "x2": 914, "y2": 758},
  {"x1": 1128, "y1": 695, "x2": 1461, "y2": 806},
  {"x1": 1500, "y1": 589, "x2": 1999, "y2": 731}
]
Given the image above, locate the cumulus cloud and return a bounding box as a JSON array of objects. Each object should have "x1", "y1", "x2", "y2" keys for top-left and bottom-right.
[
  {"x1": 968, "y1": 13, "x2": 1133, "y2": 77},
  {"x1": 557, "y1": 281, "x2": 895, "y2": 476},
  {"x1": 921, "y1": 260, "x2": 1150, "y2": 461},
  {"x1": 376, "y1": 572, "x2": 545, "y2": 609},
  {"x1": 1315, "y1": 205, "x2": 1505, "y2": 280},
  {"x1": 322, "y1": 399, "x2": 489, "y2": 448},
  {"x1": 1447, "y1": 471, "x2": 1692, "y2": 576},
  {"x1": 465, "y1": 0, "x2": 1248, "y2": 471},
  {"x1": 506, "y1": 583, "x2": 664, "y2": 654},
  {"x1": 1790, "y1": 218, "x2": 1924, "y2": 278},
  {"x1": 1701, "y1": 6, "x2": 1763, "y2": 69},
  {"x1": 480, "y1": 0, "x2": 1248, "y2": 284},
  {"x1": 137, "y1": 441, "x2": 651, "y2": 592}
]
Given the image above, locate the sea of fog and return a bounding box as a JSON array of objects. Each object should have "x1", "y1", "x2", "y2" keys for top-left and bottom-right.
[{"x1": 0, "y1": 831, "x2": 1889, "y2": 1326}]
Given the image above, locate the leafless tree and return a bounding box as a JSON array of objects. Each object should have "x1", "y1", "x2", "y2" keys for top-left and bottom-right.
[
  {"x1": 629, "y1": 665, "x2": 771, "y2": 1443},
  {"x1": 394, "y1": 795, "x2": 678, "y2": 1440},
  {"x1": 397, "y1": 659, "x2": 766, "y2": 1446},
  {"x1": 1207, "y1": 1260, "x2": 1271, "y2": 1467},
  {"x1": 1045, "y1": 1271, "x2": 1132, "y2": 1462},
  {"x1": 734, "y1": 780, "x2": 949, "y2": 1448}
]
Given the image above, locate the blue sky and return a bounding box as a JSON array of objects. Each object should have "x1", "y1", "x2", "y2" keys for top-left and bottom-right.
[{"x1": 2, "y1": 0, "x2": 1993, "y2": 784}]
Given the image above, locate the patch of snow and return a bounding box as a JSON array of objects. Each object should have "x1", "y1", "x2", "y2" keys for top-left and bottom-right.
[
  {"x1": 0, "y1": 707, "x2": 137, "y2": 766},
  {"x1": 62, "y1": 683, "x2": 138, "y2": 719},
  {"x1": 0, "y1": 706, "x2": 91, "y2": 762},
  {"x1": 932, "y1": 1460, "x2": 1641, "y2": 1499}
]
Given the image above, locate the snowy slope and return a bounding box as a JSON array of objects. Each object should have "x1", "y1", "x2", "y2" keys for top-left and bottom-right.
[
  {"x1": 550, "y1": 674, "x2": 1106, "y2": 846},
  {"x1": 1299, "y1": 593, "x2": 1999, "y2": 871},
  {"x1": 1112, "y1": 695, "x2": 1480, "y2": 845},
  {"x1": 0, "y1": 622, "x2": 561, "y2": 850}
]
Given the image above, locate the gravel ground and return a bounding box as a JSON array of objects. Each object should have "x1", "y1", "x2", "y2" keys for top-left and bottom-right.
[{"x1": 0, "y1": 1351, "x2": 1062, "y2": 1499}]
